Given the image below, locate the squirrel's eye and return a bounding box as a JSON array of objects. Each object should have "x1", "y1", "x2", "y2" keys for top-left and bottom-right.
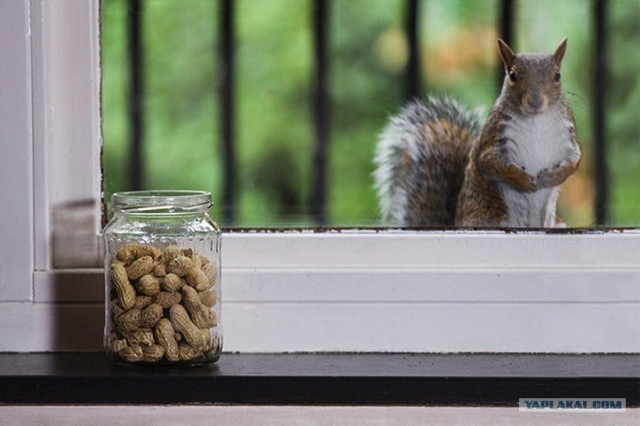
[
  {"x1": 554, "y1": 71, "x2": 561, "y2": 82},
  {"x1": 508, "y1": 69, "x2": 517, "y2": 82}
]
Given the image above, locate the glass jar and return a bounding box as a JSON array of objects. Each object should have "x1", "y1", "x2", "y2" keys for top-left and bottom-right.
[{"x1": 103, "y1": 190, "x2": 222, "y2": 366}]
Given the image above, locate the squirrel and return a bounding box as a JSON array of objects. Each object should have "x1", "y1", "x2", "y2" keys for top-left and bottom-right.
[{"x1": 374, "y1": 38, "x2": 581, "y2": 228}]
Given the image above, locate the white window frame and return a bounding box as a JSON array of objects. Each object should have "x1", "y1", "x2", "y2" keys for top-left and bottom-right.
[{"x1": 1, "y1": 0, "x2": 638, "y2": 353}]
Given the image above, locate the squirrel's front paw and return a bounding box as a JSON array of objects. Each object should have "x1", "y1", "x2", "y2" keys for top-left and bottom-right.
[
  {"x1": 537, "y1": 167, "x2": 558, "y2": 188},
  {"x1": 523, "y1": 174, "x2": 537, "y2": 192},
  {"x1": 516, "y1": 172, "x2": 537, "y2": 193}
]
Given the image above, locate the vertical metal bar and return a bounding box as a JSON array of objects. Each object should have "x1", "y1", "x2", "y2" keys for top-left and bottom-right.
[
  {"x1": 593, "y1": 0, "x2": 609, "y2": 225},
  {"x1": 497, "y1": 0, "x2": 515, "y2": 91},
  {"x1": 220, "y1": 0, "x2": 237, "y2": 225},
  {"x1": 128, "y1": 0, "x2": 144, "y2": 190},
  {"x1": 310, "y1": 0, "x2": 330, "y2": 225},
  {"x1": 405, "y1": 0, "x2": 421, "y2": 101}
]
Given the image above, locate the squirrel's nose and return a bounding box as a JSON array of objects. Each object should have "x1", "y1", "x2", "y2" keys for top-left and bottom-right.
[{"x1": 527, "y1": 95, "x2": 543, "y2": 110}]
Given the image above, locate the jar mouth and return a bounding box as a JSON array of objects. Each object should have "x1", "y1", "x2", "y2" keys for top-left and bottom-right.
[{"x1": 111, "y1": 190, "x2": 212, "y2": 214}]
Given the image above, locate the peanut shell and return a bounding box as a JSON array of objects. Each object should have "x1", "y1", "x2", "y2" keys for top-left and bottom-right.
[
  {"x1": 155, "y1": 319, "x2": 180, "y2": 362},
  {"x1": 126, "y1": 256, "x2": 155, "y2": 280},
  {"x1": 143, "y1": 345, "x2": 165, "y2": 362},
  {"x1": 119, "y1": 345, "x2": 144, "y2": 362},
  {"x1": 110, "y1": 263, "x2": 136, "y2": 310},
  {"x1": 117, "y1": 243, "x2": 161, "y2": 264},
  {"x1": 182, "y1": 286, "x2": 217, "y2": 329},
  {"x1": 135, "y1": 274, "x2": 161, "y2": 296},
  {"x1": 139, "y1": 303, "x2": 163, "y2": 328},
  {"x1": 154, "y1": 291, "x2": 182, "y2": 308},
  {"x1": 199, "y1": 288, "x2": 217, "y2": 307},
  {"x1": 170, "y1": 304, "x2": 211, "y2": 351},
  {"x1": 161, "y1": 273, "x2": 184, "y2": 293}
]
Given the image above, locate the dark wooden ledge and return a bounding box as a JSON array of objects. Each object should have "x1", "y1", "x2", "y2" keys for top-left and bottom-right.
[{"x1": 0, "y1": 353, "x2": 638, "y2": 406}]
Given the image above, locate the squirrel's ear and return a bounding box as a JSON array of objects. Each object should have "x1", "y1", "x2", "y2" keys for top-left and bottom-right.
[
  {"x1": 497, "y1": 38, "x2": 516, "y2": 69},
  {"x1": 553, "y1": 37, "x2": 568, "y2": 66}
]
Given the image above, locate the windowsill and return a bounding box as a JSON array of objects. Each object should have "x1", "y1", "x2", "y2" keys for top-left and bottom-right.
[{"x1": 1, "y1": 353, "x2": 638, "y2": 406}]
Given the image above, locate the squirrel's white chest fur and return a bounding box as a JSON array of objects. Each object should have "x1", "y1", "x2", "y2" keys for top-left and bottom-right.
[{"x1": 499, "y1": 110, "x2": 574, "y2": 227}]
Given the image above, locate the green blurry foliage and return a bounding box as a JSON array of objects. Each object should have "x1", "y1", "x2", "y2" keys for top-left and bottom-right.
[{"x1": 102, "y1": 0, "x2": 639, "y2": 227}]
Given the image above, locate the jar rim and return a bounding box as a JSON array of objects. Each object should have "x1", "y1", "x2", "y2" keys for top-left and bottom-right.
[{"x1": 111, "y1": 190, "x2": 212, "y2": 213}]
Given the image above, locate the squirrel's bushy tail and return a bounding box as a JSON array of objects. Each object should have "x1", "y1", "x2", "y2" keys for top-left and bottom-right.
[{"x1": 374, "y1": 96, "x2": 483, "y2": 227}]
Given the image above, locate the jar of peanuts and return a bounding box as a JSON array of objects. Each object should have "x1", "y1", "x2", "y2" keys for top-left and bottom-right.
[{"x1": 103, "y1": 191, "x2": 221, "y2": 366}]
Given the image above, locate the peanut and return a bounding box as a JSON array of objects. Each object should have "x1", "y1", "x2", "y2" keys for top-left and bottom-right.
[
  {"x1": 126, "y1": 255, "x2": 155, "y2": 280},
  {"x1": 110, "y1": 332, "x2": 128, "y2": 353},
  {"x1": 168, "y1": 256, "x2": 209, "y2": 291},
  {"x1": 134, "y1": 295, "x2": 154, "y2": 310},
  {"x1": 161, "y1": 273, "x2": 184, "y2": 293},
  {"x1": 115, "y1": 308, "x2": 141, "y2": 332},
  {"x1": 117, "y1": 243, "x2": 161, "y2": 264},
  {"x1": 182, "y1": 286, "x2": 217, "y2": 329},
  {"x1": 202, "y1": 263, "x2": 218, "y2": 287},
  {"x1": 153, "y1": 263, "x2": 166, "y2": 277},
  {"x1": 170, "y1": 304, "x2": 211, "y2": 351},
  {"x1": 179, "y1": 343, "x2": 200, "y2": 361},
  {"x1": 143, "y1": 345, "x2": 165, "y2": 362},
  {"x1": 139, "y1": 303, "x2": 163, "y2": 328},
  {"x1": 199, "y1": 288, "x2": 217, "y2": 307},
  {"x1": 110, "y1": 299, "x2": 126, "y2": 317},
  {"x1": 192, "y1": 253, "x2": 203, "y2": 270},
  {"x1": 155, "y1": 318, "x2": 180, "y2": 362},
  {"x1": 110, "y1": 262, "x2": 136, "y2": 310},
  {"x1": 166, "y1": 255, "x2": 189, "y2": 277},
  {"x1": 120, "y1": 345, "x2": 144, "y2": 362},
  {"x1": 108, "y1": 243, "x2": 219, "y2": 363},
  {"x1": 163, "y1": 245, "x2": 182, "y2": 265},
  {"x1": 154, "y1": 291, "x2": 182, "y2": 308},
  {"x1": 135, "y1": 274, "x2": 161, "y2": 296},
  {"x1": 189, "y1": 273, "x2": 211, "y2": 291},
  {"x1": 121, "y1": 328, "x2": 155, "y2": 346}
]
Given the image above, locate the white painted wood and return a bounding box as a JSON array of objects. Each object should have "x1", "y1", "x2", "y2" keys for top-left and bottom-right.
[
  {"x1": 33, "y1": 270, "x2": 103, "y2": 303},
  {"x1": 221, "y1": 302, "x2": 640, "y2": 353},
  {"x1": 222, "y1": 268, "x2": 640, "y2": 303},
  {"x1": 223, "y1": 232, "x2": 640, "y2": 269},
  {"x1": 30, "y1": 0, "x2": 50, "y2": 273},
  {"x1": 31, "y1": 0, "x2": 102, "y2": 270},
  {"x1": 33, "y1": 268, "x2": 640, "y2": 304},
  {"x1": 2, "y1": 299, "x2": 638, "y2": 353},
  {"x1": 0, "y1": 0, "x2": 34, "y2": 302},
  {"x1": 0, "y1": 303, "x2": 102, "y2": 352},
  {"x1": 15, "y1": 232, "x2": 640, "y2": 352},
  {"x1": 0, "y1": 405, "x2": 637, "y2": 426}
]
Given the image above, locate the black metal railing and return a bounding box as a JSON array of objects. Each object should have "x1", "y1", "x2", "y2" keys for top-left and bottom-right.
[
  {"x1": 219, "y1": 0, "x2": 237, "y2": 225},
  {"x1": 498, "y1": 0, "x2": 515, "y2": 88},
  {"x1": 309, "y1": 0, "x2": 330, "y2": 226},
  {"x1": 127, "y1": 0, "x2": 144, "y2": 191},
  {"x1": 404, "y1": 0, "x2": 421, "y2": 101},
  {"x1": 593, "y1": 0, "x2": 609, "y2": 225},
  {"x1": 125, "y1": 0, "x2": 610, "y2": 226}
]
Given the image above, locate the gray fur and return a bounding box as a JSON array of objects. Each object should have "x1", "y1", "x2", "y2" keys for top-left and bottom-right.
[{"x1": 374, "y1": 96, "x2": 483, "y2": 226}]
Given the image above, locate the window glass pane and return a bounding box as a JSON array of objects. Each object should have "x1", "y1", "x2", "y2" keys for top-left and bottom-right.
[
  {"x1": 609, "y1": 0, "x2": 640, "y2": 226},
  {"x1": 102, "y1": 0, "x2": 640, "y2": 228},
  {"x1": 236, "y1": 0, "x2": 313, "y2": 226}
]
